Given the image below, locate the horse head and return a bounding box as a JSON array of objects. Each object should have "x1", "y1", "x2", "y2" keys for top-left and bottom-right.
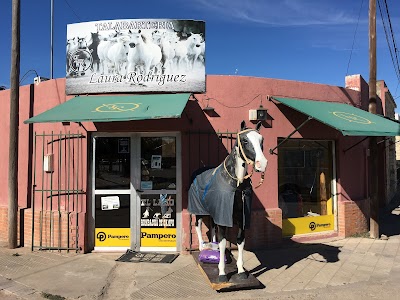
[
  {"x1": 77, "y1": 37, "x2": 88, "y2": 49},
  {"x1": 231, "y1": 120, "x2": 267, "y2": 185}
]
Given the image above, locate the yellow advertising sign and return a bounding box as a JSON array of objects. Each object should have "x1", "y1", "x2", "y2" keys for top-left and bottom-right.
[
  {"x1": 282, "y1": 215, "x2": 334, "y2": 236},
  {"x1": 141, "y1": 228, "x2": 177, "y2": 247},
  {"x1": 95, "y1": 228, "x2": 130, "y2": 247}
]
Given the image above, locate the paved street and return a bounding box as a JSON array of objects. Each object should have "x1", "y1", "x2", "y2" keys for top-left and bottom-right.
[{"x1": 0, "y1": 204, "x2": 399, "y2": 300}]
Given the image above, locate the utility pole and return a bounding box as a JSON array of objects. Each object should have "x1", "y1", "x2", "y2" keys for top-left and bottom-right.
[
  {"x1": 50, "y1": 0, "x2": 54, "y2": 79},
  {"x1": 8, "y1": 0, "x2": 20, "y2": 248},
  {"x1": 369, "y1": 0, "x2": 379, "y2": 239}
]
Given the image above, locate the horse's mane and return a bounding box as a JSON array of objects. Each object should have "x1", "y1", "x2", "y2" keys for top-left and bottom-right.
[{"x1": 190, "y1": 166, "x2": 215, "y2": 184}]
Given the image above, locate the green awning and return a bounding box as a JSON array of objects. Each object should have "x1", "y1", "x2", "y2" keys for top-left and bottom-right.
[
  {"x1": 274, "y1": 97, "x2": 400, "y2": 136},
  {"x1": 24, "y1": 93, "x2": 190, "y2": 124}
]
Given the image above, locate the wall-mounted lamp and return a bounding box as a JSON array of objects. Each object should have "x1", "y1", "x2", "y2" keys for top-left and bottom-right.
[
  {"x1": 249, "y1": 95, "x2": 269, "y2": 121},
  {"x1": 34, "y1": 76, "x2": 50, "y2": 85},
  {"x1": 202, "y1": 98, "x2": 215, "y2": 113},
  {"x1": 202, "y1": 97, "x2": 220, "y2": 117},
  {"x1": 249, "y1": 105, "x2": 268, "y2": 121}
]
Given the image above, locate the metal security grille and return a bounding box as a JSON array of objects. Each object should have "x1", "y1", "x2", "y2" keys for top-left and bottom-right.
[
  {"x1": 31, "y1": 132, "x2": 86, "y2": 251},
  {"x1": 185, "y1": 130, "x2": 238, "y2": 251},
  {"x1": 186, "y1": 130, "x2": 237, "y2": 175}
]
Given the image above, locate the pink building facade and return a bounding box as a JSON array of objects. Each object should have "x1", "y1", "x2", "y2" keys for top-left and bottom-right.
[{"x1": 0, "y1": 74, "x2": 395, "y2": 253}]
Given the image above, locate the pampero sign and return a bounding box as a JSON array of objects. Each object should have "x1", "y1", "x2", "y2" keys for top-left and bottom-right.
[{"x1": 66, "y1": 19, "x2": 205, "y2": 95}]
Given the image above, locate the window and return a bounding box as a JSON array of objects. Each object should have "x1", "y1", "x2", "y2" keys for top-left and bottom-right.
[
  {"x1": 141, "y1": 137, "x2": 177, "y2": 190},
  {"x1": 278, "y1": 139, "x2": 333, "y2": 219},
  {"x1": 95, "y1": 137, "x2": 131, "y2": 190}
]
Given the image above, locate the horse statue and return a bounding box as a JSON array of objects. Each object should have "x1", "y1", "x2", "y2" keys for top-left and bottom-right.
[{"x1": 188, "y1": 120, "x2": 268, "y2": 282}]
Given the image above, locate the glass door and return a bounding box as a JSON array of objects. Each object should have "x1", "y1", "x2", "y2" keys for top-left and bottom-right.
[
  {"x1": 94, "y1": 137, "x2": 132, "y2": 250},
  {"x1": 138, "y1": 136, "x2": 178, "y2": 251},
  {"x1": 92, "y1": 133, "x2": 181, "y2": 252}
]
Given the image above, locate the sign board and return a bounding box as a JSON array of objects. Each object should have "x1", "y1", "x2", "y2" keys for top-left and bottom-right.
[
  {"x1": 118, "y1": 138, "x2": 129, "y2": 153},
  {"x1": 101, "y1": 196, "x2": 120, "y2": 210},
  {"x1": 66, "y1": 19, "x2": 206, "y2": 94},
  {"x1": 140, "y1": 194, "x2": 176, "y2": 247},
  {"x1": 151, "y1": 155, "x2": 162, "y2": 169},
  {"x1": 282, "y1": 215, "x2": 334, "y2": 236}
]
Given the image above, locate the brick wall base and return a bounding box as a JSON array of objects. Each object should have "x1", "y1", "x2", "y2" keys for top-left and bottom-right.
[
  {"x1": 5, "y1": 202, "x2": 368, "y2": 251},
  {"x1": 0, "y1": 207, "x2": 85, "y2": 251},
  {"x1": 182, "y1": 208, "x2": 282, "y2": 251},
  {"x1": 338, "y1": 199, "x2": 369, "y2": 237}
]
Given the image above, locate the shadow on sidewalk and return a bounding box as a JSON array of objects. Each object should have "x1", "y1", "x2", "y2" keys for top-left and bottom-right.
[
  {"x1": 380, "y1": 206, "x2": 400, "y2": 237},
  {"x1": 380, "y1": 212, "x2": 400, "y2": 237},
  {"x1": 248, "y1": 240, "x2": 341, "y2": 278},
  {"x1": 379, "y1": 185, "x2": 400, "y2": 237}
]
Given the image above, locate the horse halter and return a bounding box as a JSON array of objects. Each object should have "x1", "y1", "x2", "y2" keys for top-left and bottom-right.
[{"x1": 223, "y1": 128, "x2": 265, "y2": 188}]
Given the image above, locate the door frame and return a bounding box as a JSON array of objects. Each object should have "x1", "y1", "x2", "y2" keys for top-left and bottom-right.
[{"x1": 91, "y1": 132, "x2": 182, "y2": 252}]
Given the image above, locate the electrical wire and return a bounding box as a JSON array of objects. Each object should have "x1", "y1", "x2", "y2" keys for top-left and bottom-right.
[
  {"x1": 206, "y1": 94, "x2": 262, "y2": 109},
  {"x1": 19, "y1": 69, "x2": 39, "y2": 84},
  {"x1": 383, "y1": 0, "x2": 400, "y2": 75},
  {"x1": 378, "y1": 0, "x2": 400, "y2": 83},
  {"x1": 346, "y1": 0, "x2": 364, "y2": 76},
  {"x1": 63, "y1": 0, "x2": 82, "y2": 22}
]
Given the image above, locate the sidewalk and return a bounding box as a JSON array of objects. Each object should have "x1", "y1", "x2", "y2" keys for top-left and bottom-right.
[{"x1": 0, "y1": 205, "x2": 399, "y2": 300}]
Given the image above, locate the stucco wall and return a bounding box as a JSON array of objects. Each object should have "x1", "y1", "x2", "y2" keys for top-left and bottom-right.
[
  {"x1": 1, "y1": 74, "x2": 384, "y2": 250},
  {"x1": 377, "y1": 80, "x2": 397, "y2": 204}
]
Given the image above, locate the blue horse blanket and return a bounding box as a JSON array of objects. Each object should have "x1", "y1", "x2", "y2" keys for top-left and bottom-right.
[{"x1": 188, "y1": 166, "x2": 252, "y2": 228}]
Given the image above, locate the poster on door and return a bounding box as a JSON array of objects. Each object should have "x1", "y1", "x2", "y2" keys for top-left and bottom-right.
[
  {"x1": 140, "y1": 194, "x2": 176, "y2": 247},
  {"x1": 118, "y1": 139, "x2": 130, "y2": 154},
  {"x1": 140, "y1": 194, "x2": 176, "y2": 228},
  {"x1": 101, "y1": 196, "x2": 120, "y2": 210}
]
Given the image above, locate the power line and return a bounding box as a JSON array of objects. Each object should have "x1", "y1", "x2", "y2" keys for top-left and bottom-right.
[
  {"x1": 63, "y1": 0, "x2": 82, "y2": 22},
  {"x1": 383, "y1": 0, "x2": 400, "y2": 73},
  {"x1": 346, "y1": 0, "x2": 364, "y2": 75},
  {"x1": 19, "y1": 69, "x2": 39, "y2": 84},
  {"x1": 377, "y1": 0, "x2": 400, "y2": 82}
]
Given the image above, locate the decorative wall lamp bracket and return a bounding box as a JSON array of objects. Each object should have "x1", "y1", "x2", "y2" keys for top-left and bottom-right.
[
  {"x1": 202, "y1": 97, "x2": 219, "y2": 117},
  {"x1": 203, "y1": 105, "x2": 215, "y2": 112}
]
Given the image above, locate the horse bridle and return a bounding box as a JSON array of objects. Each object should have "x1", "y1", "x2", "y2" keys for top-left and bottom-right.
[{"x1": 223, "y1": 129, "x2": 265, "y2": 188}]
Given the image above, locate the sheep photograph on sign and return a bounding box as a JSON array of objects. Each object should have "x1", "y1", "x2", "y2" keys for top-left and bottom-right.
[{"x1": 66, "y1": 19, "x2": 205, "y2": 94}]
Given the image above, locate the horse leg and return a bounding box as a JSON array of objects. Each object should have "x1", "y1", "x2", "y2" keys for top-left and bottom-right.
[
  {"x1": 210, "y1": 218, "x2": 217, "y2": 243},
  {"x1": 237, "y1": 227, "x2": 247, "y2": 279},
  {"x1": 217, "y1": 225, "x2": 228, "y2": 282},
  {"x1": 194, "y1": 215, "x2": 205, "y2": 251}
]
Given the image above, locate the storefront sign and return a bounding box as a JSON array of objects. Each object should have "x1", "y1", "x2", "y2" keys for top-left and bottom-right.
[
  {"x1": 66, "y1": 19, "x2": 205, "y2": 95},
  {"x1": 95, "y1": 228, "x2": 130, "y2": 247}
]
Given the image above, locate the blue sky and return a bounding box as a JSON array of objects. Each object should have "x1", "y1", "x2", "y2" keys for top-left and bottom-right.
[{"x1": 1, "y1": 0, "x2": 400, "y2": 108}]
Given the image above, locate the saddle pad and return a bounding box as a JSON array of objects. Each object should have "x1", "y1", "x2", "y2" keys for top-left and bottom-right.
[{"x1": 188, "y1": 167, "x2": 253, "y2": 228}]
